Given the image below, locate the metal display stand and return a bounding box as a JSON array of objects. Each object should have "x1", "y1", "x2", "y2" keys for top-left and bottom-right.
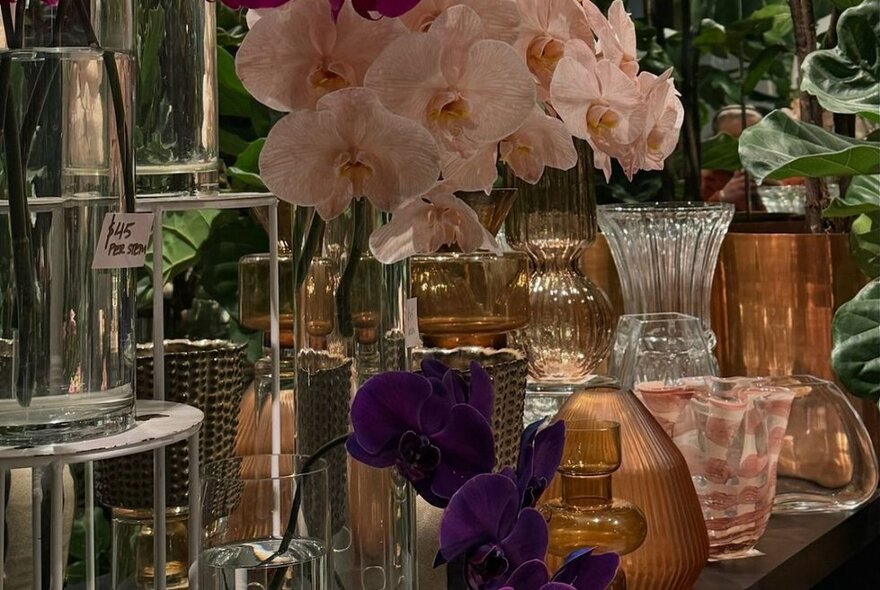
[
  {"x1": 0, "y1": 193, "x2": 280, "y2": 590},
  {"x1": 0, "y1": 401, "x2": 203, "y2": 590}
]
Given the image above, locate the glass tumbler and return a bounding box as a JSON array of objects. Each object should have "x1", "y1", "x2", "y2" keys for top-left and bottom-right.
[
  {"x1": 201, "y1": 455, "x2": 330, "y2": 590},
  {"x1": 608, "y1": 313, "x2": 718, "y2": 393}
]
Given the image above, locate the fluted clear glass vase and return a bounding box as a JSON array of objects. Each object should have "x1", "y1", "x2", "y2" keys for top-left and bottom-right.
[
  {"x1": 135, "y1": 0, "x2": 218, "y2": 196},
  {"x1": 597, "y1": 202, "x2": 734, "y2": 350},
  {"x1": 505, "y1": 141, "x2": 613, "y2": 390},
  {"x1": 0, "y1": 1, "x2": 136, "y2": 445}
]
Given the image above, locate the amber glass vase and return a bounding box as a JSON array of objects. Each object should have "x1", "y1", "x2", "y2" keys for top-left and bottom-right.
[
  {"x1": 541, "y1": 421, "x2": 646, "y2": 587},
  {"x1": 547, "y1": 386, "x2": 709, "y2": 589},
  {"x1": 505, "y1": 141, "x2": 613, "y2": 389}
]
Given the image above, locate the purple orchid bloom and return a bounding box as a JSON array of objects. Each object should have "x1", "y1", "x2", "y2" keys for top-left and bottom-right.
[
  {"x1": 500, "y1": 549, "x2": 620, "y2": 590},
  {"x1": 347, "y1": 369, "x2": 495, "y2": 507},
  {"x1": 420, "y1": 358, "x2": 494, "y2": 423},
  {"x1": 515, "y1": 420, "x2": 565, "y2": 508},
  {"x1": 218, "y1": 0, "x2": 291, "y2": 8},
  {"x1": 437, "y1": 473, "x2": 549, "y2": 589},
  {"x1": 341, "y1": 0, "x2": 423, "y2": 20}
]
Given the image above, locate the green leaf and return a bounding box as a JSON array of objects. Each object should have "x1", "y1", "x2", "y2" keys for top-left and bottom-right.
[
  {"x1": 742, "y1": 45, "x2": 787, "y2": 94},
  {"x1": 701, "y1": 133, "x2": 742, "y2": 171},
  {"x1": 144, "y1": 210, "x2": 221, "y2": 284},
  {"x1": 199, "y1": 211, "x2": 270, "y2": 314},
  {"x1": 831, "y1": 279, "x2": 880, "y2": 400},
  {"x1": 219, "y1": 128, "x2": 251, "y2": 157},
  {"x1": 227, "y1": 138, "x2": 267, "y2": 190},
  {"x1": 802, "y1": 0, "x2": 880, "y2": 120},
  {"x1": 851, "y1": 211, "x2": 880, "y2": 278},
  {"x1": 739, "y1": 109, "x2": 880, "y2": 183},
  {"x1": 217, "y1": 46, "x2": 254, "y2": 118},
  {"x1": 824, "y1": 174, "x2": 880, "y2": 217}
]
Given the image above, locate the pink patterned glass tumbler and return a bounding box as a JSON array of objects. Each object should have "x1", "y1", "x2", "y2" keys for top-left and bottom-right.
[{"x1": 637, "y1": 377, "x2": 795, "y2": 559}]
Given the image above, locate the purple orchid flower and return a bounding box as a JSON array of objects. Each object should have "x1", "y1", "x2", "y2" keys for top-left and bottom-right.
[
  {"x1": 437, "y1": 473, "x2": 549, "y2": 589},
  {"x1": 500, "y1": 549, "x2": 620, "y2": 590},
  {"x1": 514, "y1": 420, "x2": 565, "y2": 508},
  {"x1": 347, "y1": 368, "x2": 495, "y2": 507},
  {"x1": 218, "y1": 0, "x2": 291, "y2": 8},
  {"x1": 420, "y1": 358, "x2": 494, "y2": 423}
]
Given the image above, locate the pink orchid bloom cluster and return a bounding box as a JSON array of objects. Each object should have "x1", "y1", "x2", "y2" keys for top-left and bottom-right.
[{"x1": 236, "y1": 0, "x2": 683, "y2": 264}]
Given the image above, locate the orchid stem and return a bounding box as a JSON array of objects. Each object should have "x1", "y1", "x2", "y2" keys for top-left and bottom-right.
[
  {"x1": 71, "y1": 0, "x2": 135, "y2": 213},
  {"x1": 294, "y1": 211, "x2": 324, "y2": 290},
  {"x1": 335, "y1": 199, "x2": 366, "y2": 339},
  {"x1": 265, "y1": 433, "x2": 351, "y2": 590},
  {"x1": 2, "y1": 3, "x2": 38, "y2": 408}
]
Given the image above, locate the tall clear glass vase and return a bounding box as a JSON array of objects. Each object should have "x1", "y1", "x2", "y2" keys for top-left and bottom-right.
[
  {"x1": 295, "y1": 201, "x2": 416, "y2": 590},
  {"x1": 596, "y1": 203, "x2": 734, "y2": 350},
  {"x1": 0, "y1": 0, "x2": 136, "y2": 445},
  {"x1": 135, "y1": 0, "x2": 218, "y2": 197},
  {"x1": 505, "y1": 141, "x2": 613, "y2": 391}
]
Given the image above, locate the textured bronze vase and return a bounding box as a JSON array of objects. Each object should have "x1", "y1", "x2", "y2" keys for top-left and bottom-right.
[
  {"x1": 710, "y1": 231, "x2": 878, "y2": 452},
  {"x1": 548, "y1": 386, "x2": 709, "y2": 589}
]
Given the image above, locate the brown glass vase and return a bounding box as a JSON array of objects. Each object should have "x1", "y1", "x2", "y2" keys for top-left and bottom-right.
[{"x1": 547, "y1": 386, "x2": 708, "y2": 589}]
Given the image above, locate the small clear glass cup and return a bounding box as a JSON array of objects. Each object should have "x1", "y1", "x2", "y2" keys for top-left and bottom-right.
[
  {"x1": 607, "y1": 312, "x2": 718, "y2": 393},
  {"x1": 200, "y1": 455, "x2": 330, "y2": 590}
]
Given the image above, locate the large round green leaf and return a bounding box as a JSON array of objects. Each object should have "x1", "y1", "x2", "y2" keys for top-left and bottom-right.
[
  {"x1": 851, "y1": 211, "x2": 880, "y2": 279},
  {"x1": 824, "y1": 174, "x2": 880, "y2": 218},
  {"x1": 739, "y1": 110, "x2": 880, "y2": 183},
  {"x1": 802, "y1": 0, "x2": 880, "y2": 120},
  {"x1": 832, "y1": 280, "x2": 880, "y2": 401}
]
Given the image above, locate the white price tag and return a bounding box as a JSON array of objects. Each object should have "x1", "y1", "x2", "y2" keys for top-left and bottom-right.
[
  {"x1": 404, "y1": 297, "x2": 422, "y2": 349},
  {"x1": 92, "y1": 212, "x2": 155, "y2": 269}
]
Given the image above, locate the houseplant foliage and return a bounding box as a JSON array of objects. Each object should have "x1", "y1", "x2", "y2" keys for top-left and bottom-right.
[{"x1": 738, "y1": 0, "x2": 879, "y2": 400}]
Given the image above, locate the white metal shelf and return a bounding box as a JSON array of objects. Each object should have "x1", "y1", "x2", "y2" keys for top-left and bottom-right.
[{"x1": 0, "y1": 400, "x2": 203, "y2": 470}]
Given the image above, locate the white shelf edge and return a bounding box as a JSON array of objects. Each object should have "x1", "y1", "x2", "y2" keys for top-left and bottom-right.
[{"x1": 0, "y1": 400, "x2": 203, "y2": 469}]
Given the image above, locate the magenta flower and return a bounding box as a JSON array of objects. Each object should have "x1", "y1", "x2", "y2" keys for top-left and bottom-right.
[
  {"x1": 219, "y1": 0, "x2": 291, "y2": 8},
  {"x1": 514, "y1": 420, "x2": 565, "y2": 508},
  {"x1": 500, "y1": 549, "x2": 620, "y2": 590},
  {"x1": 437, "y1": 473, "x2": 548, "y2": 589},
  {"x1": 347, "y1": 367, "x2": 495, "y2": 507},
  {"x1": 345, "y1": 0, "x2": 424, "y2": 20}
]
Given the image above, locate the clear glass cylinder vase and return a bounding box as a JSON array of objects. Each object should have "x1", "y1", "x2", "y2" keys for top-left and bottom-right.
[
  {"x1": 295, "y1": 202, "x2": 416, "y2": 589},
  {"x1": 0, "y1": 1, "x2": 136, "y2": 445},
  {"x1": 135, "y1": 0, "x2": 218, "y2": 197},
  {"x1": 505, "y1": 141, "x2": 613, "y2": 389},
  {"x1": 597, "y1": 202, "x2": 734, "y2": 350}
]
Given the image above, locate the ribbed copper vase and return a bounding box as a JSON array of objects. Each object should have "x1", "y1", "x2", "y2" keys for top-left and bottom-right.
[
  {"x1": 710, "y1": 232, "x2": 878, "y2": 453},
  {"x1": 546, "y1": 386, "x2": 709, "y2": 589}
]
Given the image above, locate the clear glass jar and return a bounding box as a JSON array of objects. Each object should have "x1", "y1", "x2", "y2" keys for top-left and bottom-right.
[
  {"x1": 135, "y1": 0, "x2": 218, "y2": 196},
  {"x1": 0, "y1": 1, "x2": 136, "y2": 445}
]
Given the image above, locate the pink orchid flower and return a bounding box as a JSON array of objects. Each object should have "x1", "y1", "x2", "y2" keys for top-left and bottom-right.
[
  {"x1": 400, "y1": 0, "x2": 521, "y2": 43},
  {"x1": 441, "y1": 106, "x2": 578, "y2": 191},
  {"x1": 549, "y1": 39, "x2": 645, "y2": 180},
  {"x1": 365, "y1": 5, "x2": 535, "y2": 163},
  {"x1": 500, "y1": 106, "x2": 578, "y2": 184},
  {"x1": 618, "y1": 70, "x2": 684, "y2": 178},
  {"x1": 369, "y1": 192, "x2": 499, "y2": 263},
  {"x1": 513, "y1": 0, "x2": 594, "y2": 94},
  {"x1": 259, "y1": 87, "x2": 441, "y2": 220},
  {"x1": 236, "y1": 0, "x2": 406, "y2": 111},
  {"x1": 583, "y1": 0, "x2": 639, "y2": 78}
]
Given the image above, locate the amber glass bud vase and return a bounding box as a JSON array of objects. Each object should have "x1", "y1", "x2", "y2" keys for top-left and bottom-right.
[
  {"x1": 546, "y1": 386, "x2": 709, "y2": 589},
  {"x1": 542, "y1": 421, "x2": 646, "y2": 588}
]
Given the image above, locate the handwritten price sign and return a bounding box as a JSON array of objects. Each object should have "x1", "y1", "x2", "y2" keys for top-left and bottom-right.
[{"x1": 92, "y1": 213, "x2": 155, "y2": 269}]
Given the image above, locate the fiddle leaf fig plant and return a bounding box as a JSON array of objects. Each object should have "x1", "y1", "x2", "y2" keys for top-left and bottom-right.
[
  {"x1": 831, "y1": 281, "x2": 880, "y2": 402},
  {"x1": 739, "y1": 0, "x2": 880, "y2": 400},
  {"x1": 801, "y1": 0, "x2": 880, "y2": 121}
]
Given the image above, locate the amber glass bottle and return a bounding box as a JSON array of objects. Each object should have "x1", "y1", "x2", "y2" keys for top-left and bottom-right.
[{"x1": 541, "y1": 421, "x2": 647, "y2": 588}]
